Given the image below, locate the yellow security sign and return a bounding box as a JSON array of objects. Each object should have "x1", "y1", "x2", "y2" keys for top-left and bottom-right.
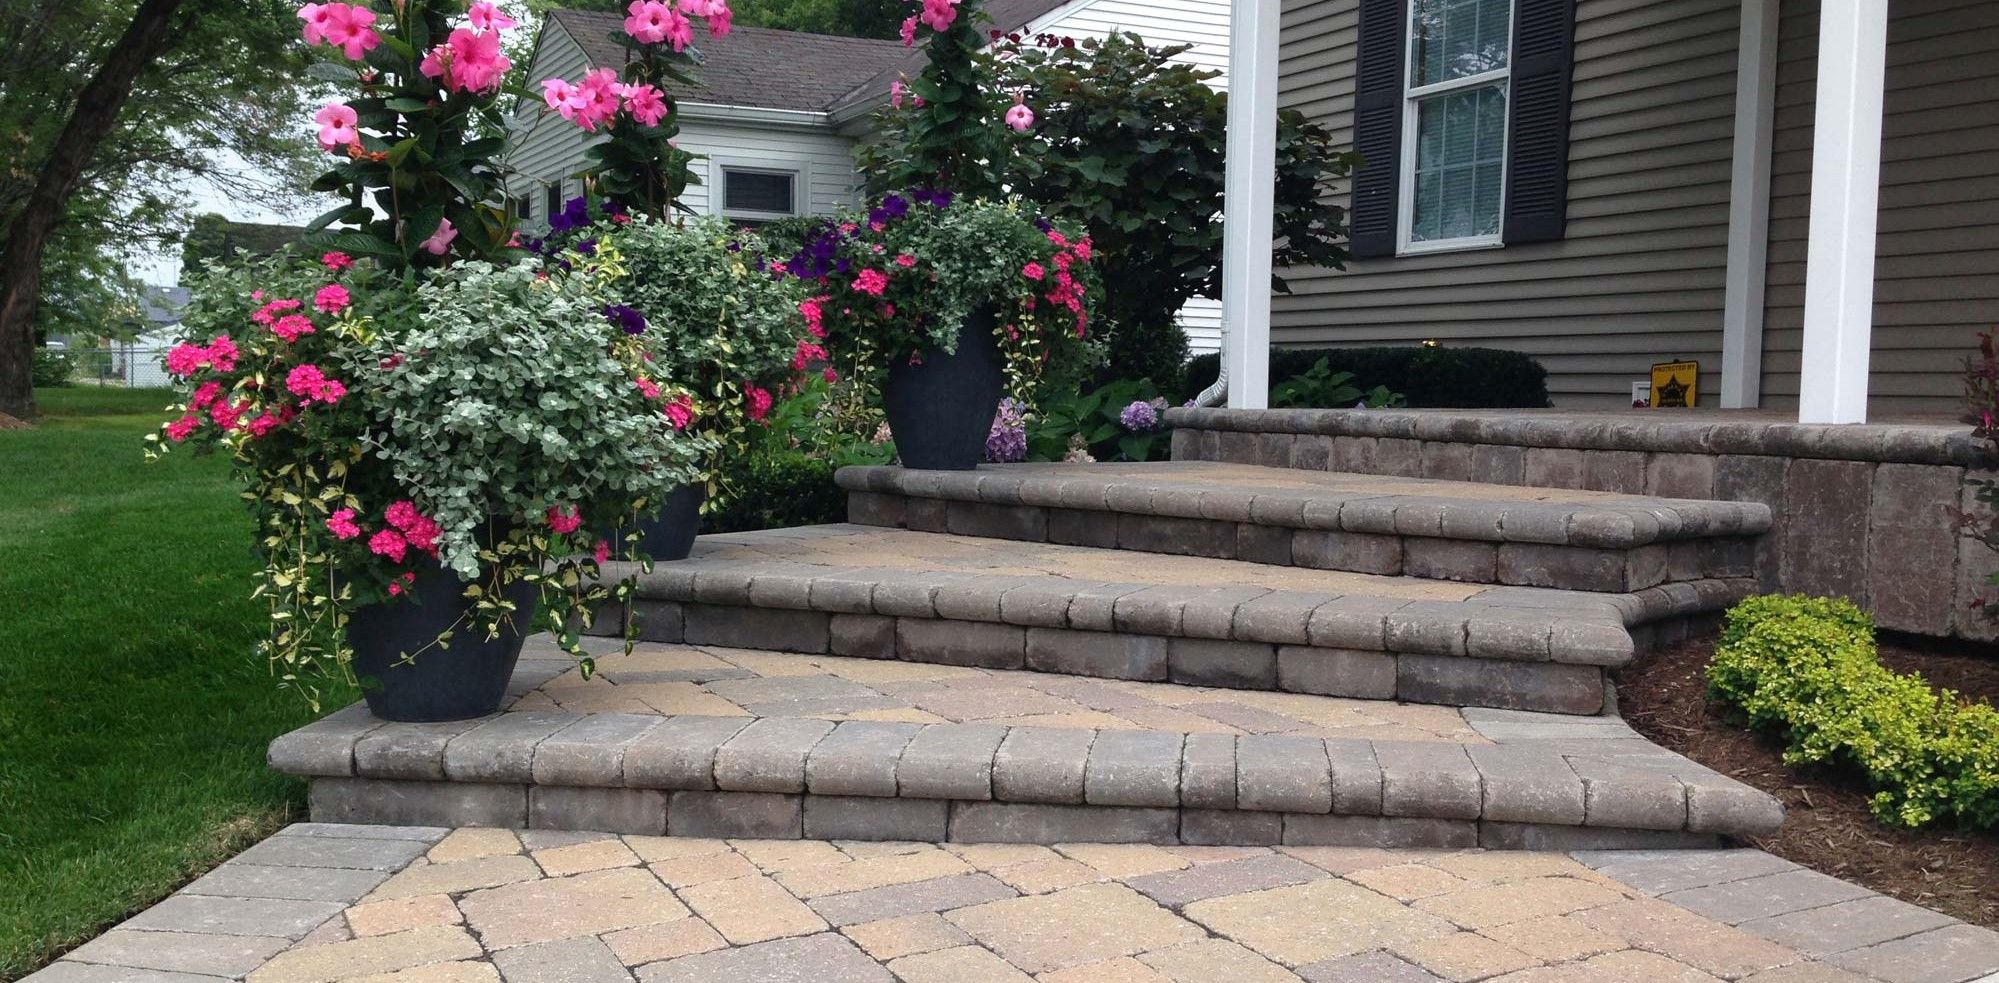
[{"x1": 1650, "y1": 361, "x2": 1699, "y2": 408}]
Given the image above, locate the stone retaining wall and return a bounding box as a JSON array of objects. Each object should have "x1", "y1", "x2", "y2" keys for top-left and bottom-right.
[{"x1": 1166, "y1": 408, "x2": 1995, "y2": 641}]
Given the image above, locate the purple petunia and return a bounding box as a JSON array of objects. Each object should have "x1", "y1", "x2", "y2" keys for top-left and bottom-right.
[
  {"x1": 548, "y1": 195, "x2": 593, "y2": 233},
  {"x1": 602, "y1": 304, "x2": 648, "y2": 335}
]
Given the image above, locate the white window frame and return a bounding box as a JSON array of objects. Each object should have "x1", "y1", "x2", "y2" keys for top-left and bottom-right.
[
  {"x1": 1397, "y1": 0, "x2": 1514, "y2": 255},
  {"x1": 709, "y1": 156, "x2": 810, "y2": 223}
]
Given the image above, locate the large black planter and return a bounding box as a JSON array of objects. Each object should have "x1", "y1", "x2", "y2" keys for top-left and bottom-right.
[
  {"x1": 882, "y1": 306, "x2": 1004, "y2": 471},
  {"x1": 347, "y1": 560, "x2": 540, "y2": 722},
  {"x1": 626, "y1": 483, "x2": 705, "y2": 561}
]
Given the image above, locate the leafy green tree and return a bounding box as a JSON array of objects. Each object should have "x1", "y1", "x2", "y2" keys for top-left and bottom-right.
[
  {"x1": 858, "y1": 33, "x2": 1358, "y2": 391},
  {"x1": 0, "y1": 0, "x2": 317, "y2": 419}
]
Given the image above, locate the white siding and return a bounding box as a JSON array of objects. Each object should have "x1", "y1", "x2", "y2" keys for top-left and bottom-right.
[
  {"x1": 1031, "y1": 0, "x2": 1235, "y2": 85},
  {"x1": 1178, "y1": 297, "x2": 1223, "y2": 354},
  {"x1": 503, "y1": 26, "x2": 598, "y2": 217},
  {"x1": 677, "y1": 118, "x2": 865, "y2": 217}
]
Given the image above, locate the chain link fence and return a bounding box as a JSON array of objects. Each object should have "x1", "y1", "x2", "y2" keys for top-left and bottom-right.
[{"x1": 39, "y1": 346, "x2": 175, "y2": 389}]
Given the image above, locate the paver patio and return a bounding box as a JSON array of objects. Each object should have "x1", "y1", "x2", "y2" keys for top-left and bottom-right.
[{"x1": 29, "y1": 823, "x2": 1999, "y2": 983}]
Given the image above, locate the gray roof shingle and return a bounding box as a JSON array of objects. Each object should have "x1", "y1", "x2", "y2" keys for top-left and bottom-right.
[{"x1": 549, "y1": 10, "x2": 910, "y2": 113}]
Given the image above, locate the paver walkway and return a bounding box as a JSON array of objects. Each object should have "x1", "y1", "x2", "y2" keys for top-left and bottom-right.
[{"x1": 30, "y1": 824, "x2": 1999, "y2": 983}]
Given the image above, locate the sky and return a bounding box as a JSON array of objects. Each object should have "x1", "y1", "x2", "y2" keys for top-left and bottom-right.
[{"x1": 129, "y1": 151, "x2": 335, "y2": 287}]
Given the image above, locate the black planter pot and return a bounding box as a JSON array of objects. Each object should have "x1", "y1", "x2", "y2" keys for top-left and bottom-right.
[
  {"x1": 882, "y1": 306, "x2": 1004, "y2": 471},
  {"x1": 625, "y1": 483, "x2": 705, "y2": 561},
  {"x1": 347, "y1": 560, "x2": 541, "y2": 722}
]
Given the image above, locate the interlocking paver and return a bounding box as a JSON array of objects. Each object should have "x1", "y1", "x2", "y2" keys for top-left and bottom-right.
[
  {"x1": 946, "y1": 883, "x2": 1204, "y2": 973},
  {"x1": 181, "y1": 863, "x2": 391, "y2": 904},
  {"x1": 55, "y1": 826, "x2": 1998, "y2": 983},
  {"x1": 677, "y1": 872, "x2": 828, "y2": 944},
  {"x1": 426, "y1": 828, "x2": 522, "y2": 864}
]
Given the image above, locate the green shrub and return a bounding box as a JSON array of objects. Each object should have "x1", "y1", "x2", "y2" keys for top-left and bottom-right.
[
  {"x1": 31, "y1": 347, "x2": 74, "y2": 388},
  {"x1": 1181, "y1": 346, "x2": 1550, "y2": 408},
  {"x1": 1707, "y1": 594, "x2": 1999, "y2": 829},
  {"x1": 705, "y1": 454, "x2": 848, "y2": 534}
]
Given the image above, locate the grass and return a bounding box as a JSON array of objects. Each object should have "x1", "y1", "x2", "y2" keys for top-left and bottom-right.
[{"x1": 0, "y1": 388, "x2": 350, "y2": 981}]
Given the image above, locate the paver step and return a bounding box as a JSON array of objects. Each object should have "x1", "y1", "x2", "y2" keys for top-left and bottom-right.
[
  {"x1": 268, "y1": 636, "x2": 1783, "y2": 849},
  {"x1": 592, "y1": 525, "x2": 1754, "y2": 715},
  {"x1": 838, "y1": 462, "x2": 1769, "y2": 593}
]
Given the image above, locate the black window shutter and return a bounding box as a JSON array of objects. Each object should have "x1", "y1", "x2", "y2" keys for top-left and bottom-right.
[
  {"x1": 1503, "y1": 0, "x2": 1576, "y2": 245},
  {"x1": 1349, "y1": 0, "x2": 1406, "y2": 259}
]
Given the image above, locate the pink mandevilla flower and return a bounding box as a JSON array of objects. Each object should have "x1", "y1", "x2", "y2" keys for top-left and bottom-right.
[
  {"x1": 300, "y1": 2, "x2": 381, "y2": 60},
  {"x1": 314, "y1": 103, "x2": 360, "y2": 152},
  {"x1": 900, "y1": 16, "x2": 918, "y2": 45},
  {"x1": 919, "y1": 0, "x2": 959, "y2": 32},
  {"x1": 314, "y1": 283, "x2": 351, "y2": 314},
  {"x1": 620, "y1": 83, "x2": 669, "y2": 127},
  {"x1": 467, "y1": 1, "x2": 517, "y2": 31},
  {"x1": 624, "y1": 0, "x2": 673, "y2": 43},
  {"x1": 421, "y1": 27, "x2": 511, "y2": 94},
  {"x1": 419, "y1": 218, "x2": 458, "y2": 255},
  {"x1": 890, "y1": 78, "x2": 907, "y2": 109},
  {"x1": 1005, "y1": 90, "x2": 1035, "y2": 132}
]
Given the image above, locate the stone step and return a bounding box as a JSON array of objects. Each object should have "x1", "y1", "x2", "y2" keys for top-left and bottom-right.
[
  {"x1": 590, "y1": 525, "x2": 1754, "y2": 715},
  {"x1": 268, "y1": 636, "x2": 1783, "y2": 849},
  {"x1": 838, "y1": 462, "x2": 1769, "y2": 593}
]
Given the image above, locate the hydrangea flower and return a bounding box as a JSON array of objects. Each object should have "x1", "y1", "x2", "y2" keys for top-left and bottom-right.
[
  {"x1": 1119, "y1": 399, "x2": 1160, "y2": 431},
  {"x1": 986, "y1": 398, "x2": 1028, "y2": 463}
]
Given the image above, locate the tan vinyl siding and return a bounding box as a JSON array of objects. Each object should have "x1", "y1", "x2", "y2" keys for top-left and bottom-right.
[
  {"x1": 1760, "y1": 0, "x2": 1999, "y2": 415},
  {"x1": 1274, "y1": 0, "x2": 1741, "y2": 407}
]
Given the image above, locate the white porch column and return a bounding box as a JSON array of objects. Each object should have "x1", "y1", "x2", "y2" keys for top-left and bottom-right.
[
  {"x1": 1218, "y1": 0, "x2": 1279, "y2": 410},
  {"x1": 1719, "y1": 0, "x2": 1778, "y2": 408},
  {"x1": 1797, "y1": 0, "x2": 1888, "y2": 424}
]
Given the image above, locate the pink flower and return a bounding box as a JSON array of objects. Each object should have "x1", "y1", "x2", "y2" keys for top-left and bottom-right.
[
  {"x1": 209, "y1": 399, "x2": 246, "y2": 431},
  {"x1": 403, "y1": 515, "x2": 440, "y2": 554},
  {"x1": 1046, "y1": 229, "x2": 1069, "y2": 248},
  {"x1": 467, "y1": 1, "x2": 517, "y2": 31},
  {"x1": 895, "y1": 253, "x2": 917, "y2": 268},
  {"x1": 1021, "y1": 261, "x2": 1045, "y2": 280},
  {"x1": 322, "y1": 251, "x2": 354, "y2": 271},
  {"x1": 620, "y1": 83, "x2": 668, "y2": 127},
  {"x1": 164, "y1": 414, "x2": 199, "y2": 442},
  {"x1": 327, "y1": 508, "x2": 362, "y2": 540},
  {"x1": 252, "y1": 297, "x2": 300, "y2": 325},
  {"x1": 634, "y1": 376, "x2": 662, "y2": 401},
  {"x1": 421, "y1": 27, "x2": 511, "y2": 94},
  {"x1": 663, "y1": 395, "x2": 695, "y2": 430},
  {"x1": 206, "y1": 335, "x2": 239, "y2": 372},
  {"x1": 248, "y1": 413, "x2": 284, "y2": 438},
  {"x1": 552, "y1": 68, "x2": 623, "y2": 131},
  {"x1": 384, "y1": 500, "x2": 420, "y2": 530},
  {"x1": 314, "y1": 103, "x2": 360, "y2": 152},
  {"x1": 919, "y1": 0, "x2": 959, "y2": 32},
  {"x1": 744, "y1": 384, "x2": 773, "y2": 423},
  {"x1": 594, "y1": 539, "x2": 612, "y2": 565},
  {"x1": 890, "y1": 78, "x2": 907, "y2": 109},
  {"x1": 315, "y1": 283, "x2": 351, "y2": 314},
  {"x1": 272, "y1": 314, "x2": 316, "y2": 342},
  {"x1": 546, "y1": 506, "x2": 583, "y2": 535},
  {"x1": 683, "y1": 0, "x2": 732, "y2": 36},
  {"x1": 900, "y1": 15, "x2": 918, "y2": 45},
  {"x1": 542, "y1": 78, "x2": 578, "y2": 115},
  {"x1": 318, "y1": 380, "x2": 347, "y2": 404},
  {"x1": 791, "y1": 339, "x2": 829, "y2": 372},
  {"x1": 286, "y1": 364, "x2": 327, "y2": 398},
  {"x1": 387, "y1": 581, "x2": 404, "y2": 596},
  {"x1": 822, "y1": 366, "x2": 840, "y2": 383},
  {"x1": 624, "y1": 0, "x2": 674, "y2": 43},
  {"x1": 166, "y1": 343, "x2": 206, "y2": 377},
  {"x1": 1005, "y1": 102, "x2": 1035, "y2": 132},
  {"x1": 1073, "y1": 237, "x2": 1093, "y2": 261},
  {"x1": 301, "y1": 2, "x2": 381, "y2": 60},
  {"x1": 190, "y1": 381, "x2": 224, "y2": 410},
  {"x1": 368, "y1": 528, "x2": 409, "y2": 563},
  {"x1": 852, "y1": 268, "x2": 889, "y2": 296},
  {"x1": 418, "y1": 217, "x2": 458, "y2": 256}
]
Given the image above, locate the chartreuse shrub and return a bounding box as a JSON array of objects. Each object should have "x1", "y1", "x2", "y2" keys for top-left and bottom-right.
[{"x1": 1707, "y1": 595, "x2": 1999, "y2": 829}]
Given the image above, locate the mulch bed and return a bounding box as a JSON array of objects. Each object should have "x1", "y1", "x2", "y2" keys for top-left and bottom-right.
[{"x1": 1615, "y1": 631, "x2": 1999, "y2": 929}]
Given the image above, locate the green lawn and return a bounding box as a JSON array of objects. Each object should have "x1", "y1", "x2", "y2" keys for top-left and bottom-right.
[{"x1": 0, "y1": 388, "x2": 350, "y2": 981}]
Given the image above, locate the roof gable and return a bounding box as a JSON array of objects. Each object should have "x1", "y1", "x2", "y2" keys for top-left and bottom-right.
[{"x1": 546, "y1": 10, "x2": 909, "y2": 113}]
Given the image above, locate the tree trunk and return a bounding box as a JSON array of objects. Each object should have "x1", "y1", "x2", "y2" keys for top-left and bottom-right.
[{"x1": 0, "y1": 0, "x2": 189, "y2": 420}]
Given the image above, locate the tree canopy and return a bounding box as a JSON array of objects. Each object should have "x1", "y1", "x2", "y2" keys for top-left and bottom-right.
[{"x1": 0, "y1": 0, "x2": 319, "y2": 339}]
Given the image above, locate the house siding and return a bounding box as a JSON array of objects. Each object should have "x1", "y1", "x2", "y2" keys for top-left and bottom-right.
[
  {"x1": 1031, "y1": 0, "x2": 1234, "y2": 85},
  {"x1": 1760, "y1": 0, "x2": 1999, "y2": 415},
  {"x1": 1274, "y1": 0, "x2": 1743, "y2": 407},
  {"x1": 503, "y1": 25, "x2": 597, "y2": 215},
  {"x1": 678, "y1": 119, "x2": 865, "y2": 218}
]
